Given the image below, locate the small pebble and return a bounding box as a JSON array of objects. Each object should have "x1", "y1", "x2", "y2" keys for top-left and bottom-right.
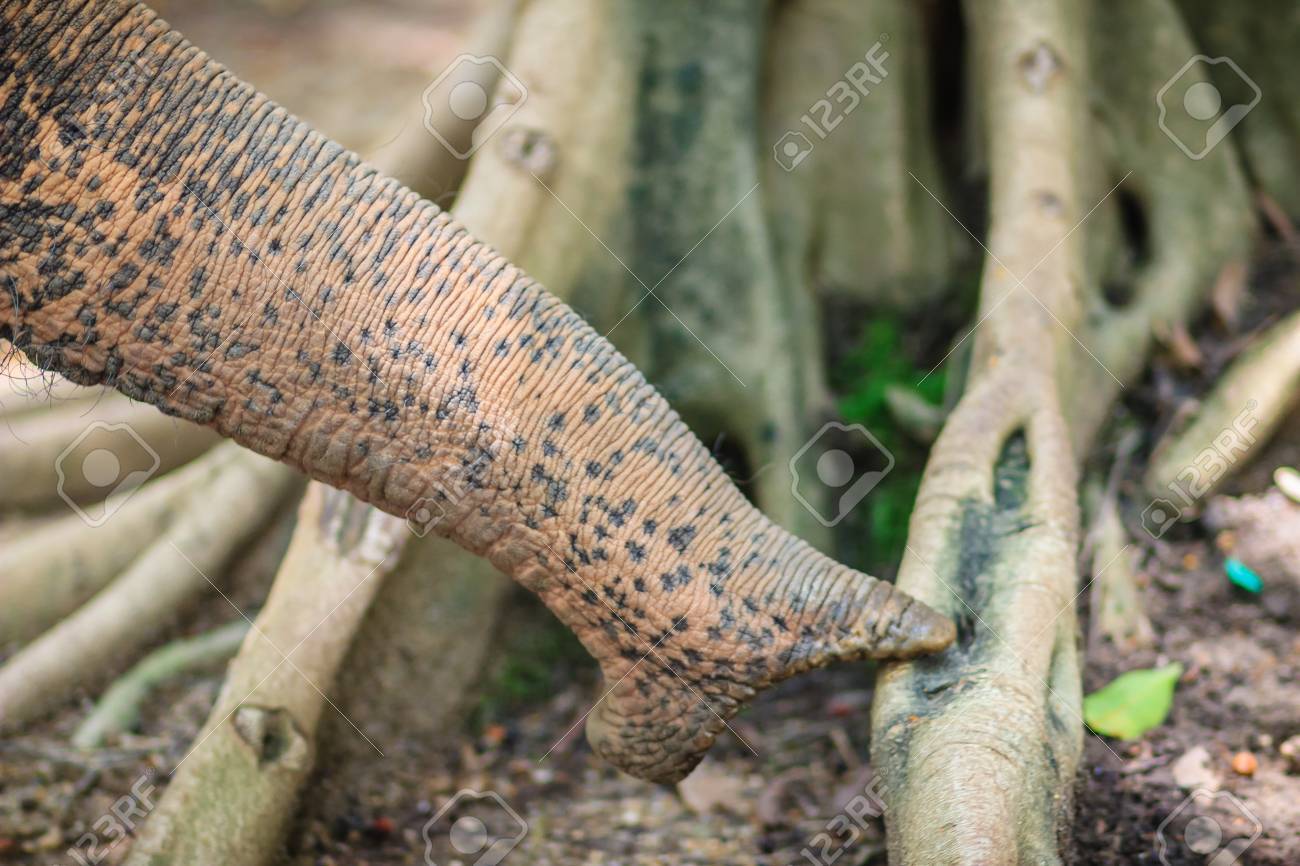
[
  {"x1": 1215, "y1": 530, "x2": 1236, "y2": 554},
  {"x1": 1172, "y1": 745, "x2": 1219, "y2": 791},
  {"x1": 1274, "y1": 466, "x2": 1300, "y2": 504},
  {"x1": 1230, "y1": 751, "x2": 1258, "y2": 776},
  {"x1": 1279, "y1": 736, "x2": 1300, "y2": 772},
  {"x1": 1182, "y1": 552, "x2": 1200, "y2": 570},
  {"x1": 1225, "y1": 557, "x2": 1263, "y2": 593}
]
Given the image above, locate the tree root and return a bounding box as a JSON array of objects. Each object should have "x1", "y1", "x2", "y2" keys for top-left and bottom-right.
[
  {"x1": 0, "y1": 444, "x2": 297, "y2": 729},
  {"x1": 1144, "y1": 307, "x2": 1300, "y2": 506},
  {"x1": 72, "y1": 619, "x2": 250, "y2": 749},
  {"x1": 1083, "y1": 475, "x2": 1154, "y2": 653},
  {"x1": 870, "y1": 6, "x2": 1091, "y2": 861},
  {"x1": 871, "y1": 1, "x2": 1256, "y2": 861},
  {"x1": 1066, "y1": 0, "x2": 1254, "y2": 446},
  {"x1": 0, "y1": 390, "x2": 218, "y2": 511},
  {"x1": 0, "y1": 443, "x2": 257, "y2": 644},
  {"x1": 362, "y1": 0, "x2": 519, "y2": 206},
  {"x1": 123, "y1": 485, "x2": 406, "y2": 866},
  {"x1": 293, "y1": 534, "x2": 509, "y2": 838},
  {"x1": 884, "y1": 383, "x2": 946, "y2": 444}
]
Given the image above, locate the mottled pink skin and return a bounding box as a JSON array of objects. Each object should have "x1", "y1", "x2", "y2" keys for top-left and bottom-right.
[{"x1": 0, "y1": 0, "x2": 953, "y2": 781}]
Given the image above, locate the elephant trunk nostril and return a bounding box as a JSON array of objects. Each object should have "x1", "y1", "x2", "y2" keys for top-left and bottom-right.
[{"x1": 869, "y1": 596, "x2": 958, "y2": 659}]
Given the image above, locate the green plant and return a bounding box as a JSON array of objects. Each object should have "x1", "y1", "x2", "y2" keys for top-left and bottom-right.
[{"x1": 835, "y1": 318, "x2": 946, "y2": 566}]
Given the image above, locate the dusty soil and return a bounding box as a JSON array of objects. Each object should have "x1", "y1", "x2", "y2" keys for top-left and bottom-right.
[{"x1": 2, "y1": 3, "x2": 1298, "y2": 865}]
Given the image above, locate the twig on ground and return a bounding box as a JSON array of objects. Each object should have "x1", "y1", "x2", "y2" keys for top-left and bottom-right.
[{"x1": 72, "y1": 620, "x2": 250, "y2": 749}]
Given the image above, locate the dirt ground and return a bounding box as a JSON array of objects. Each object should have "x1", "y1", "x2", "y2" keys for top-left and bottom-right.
[{"x1": 1, "y1": 2, "x2": 1298, "y2": 865}]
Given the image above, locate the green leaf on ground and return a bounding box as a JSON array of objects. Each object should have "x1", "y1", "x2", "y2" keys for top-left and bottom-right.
[{"x1": 1083, "y1": 662, "x2": 1183, "y2": 740}]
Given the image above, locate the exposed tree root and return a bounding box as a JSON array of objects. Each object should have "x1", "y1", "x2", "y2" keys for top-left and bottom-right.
[
  {"x1": 870, "y1": 6, "x2": 1092, "y2": 860},
  {"x1": 72, "y1": 619, "x2": 250, "y2": 749},
  {"x1": 872, "y1": 1, "x2": 1257, "y2": 861},
  {"x1": 1066, "y1": 0, "x2": 1254, "y2": 446},
  {"x1": 296, "y1": 534, "x2": 509, "y2": 835},
  {"x1": 1083, "y1": 473, "x2": 1154, "y2": 653},
  {"x1": 0, "y1": 443, "x2": 252, "y2": 643},
  {"x1": 884, "y1": 383, "x2": 947, "y2": 444},
  {"x1": 123, "y1": 485, "x2": 406, "y2": 866},
  {"x1": 450, "y1": 0, "x2": 641, "y2": 317},
  {"x1": 362, "y1": 0, "x2": 519, "y2": 205},
  {"x1": 0, "y1": 444, "x2": 297, "y2": 729},
  {"x1": 1145, "y1": 307, "x2": 1300, "y2": 505},
  {"x1": 0, "y1": 391, "x2": 218, "y2": 510}
]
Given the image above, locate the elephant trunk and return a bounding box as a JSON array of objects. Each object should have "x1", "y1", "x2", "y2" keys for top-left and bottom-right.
[{"x1": 0, "y1": 0, "x2": 952, "y2": 782}]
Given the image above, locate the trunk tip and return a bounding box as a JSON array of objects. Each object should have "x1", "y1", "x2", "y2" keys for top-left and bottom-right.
[{"x1": 874, "y1": 595, "x2": 957, "y2": 659}]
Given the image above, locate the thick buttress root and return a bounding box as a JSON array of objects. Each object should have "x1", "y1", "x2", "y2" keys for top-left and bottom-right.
[{"x1": 870, "y1": 0, "x2": 1255, "y2": 861}]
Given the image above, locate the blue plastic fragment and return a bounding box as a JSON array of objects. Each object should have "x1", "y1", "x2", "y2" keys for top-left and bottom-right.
[{"x1": 1225, "y1": 557, "x2": 1263, "y2": 594}]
